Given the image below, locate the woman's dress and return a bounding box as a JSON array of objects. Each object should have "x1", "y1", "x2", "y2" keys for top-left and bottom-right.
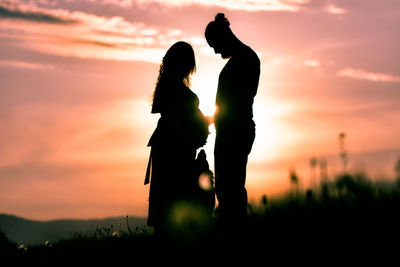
[{"x1": 145, "y1": 82, "x2": 209, "y2": 228}]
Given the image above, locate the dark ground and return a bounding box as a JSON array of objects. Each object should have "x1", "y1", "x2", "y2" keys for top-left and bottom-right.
[{"x1": 1, "y1": 172, "x2": 399, "y2": 263}]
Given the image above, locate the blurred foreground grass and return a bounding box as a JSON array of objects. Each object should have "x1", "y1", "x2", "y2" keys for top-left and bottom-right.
[{"x1": 2, "y1": 171, "x2": 400, "y2": 261}]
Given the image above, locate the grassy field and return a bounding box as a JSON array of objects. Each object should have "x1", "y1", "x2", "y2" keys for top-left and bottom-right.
[{"x1": 2, "y1": 171, "x2": 400, "y2": 262}]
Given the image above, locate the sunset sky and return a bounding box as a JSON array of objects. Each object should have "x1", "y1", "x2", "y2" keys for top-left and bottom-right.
[{"x1": 1, "y1": 0, "x2": 399, "y2": 221}]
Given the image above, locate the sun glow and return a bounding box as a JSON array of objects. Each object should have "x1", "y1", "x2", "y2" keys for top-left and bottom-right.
[
  {"x1": 250, "y1": 97, "x2": 296, "y2": 162},
  {"x1": 191, "y1": 75, "x2": 217, "y2": 117},
  {"x1": 190, "y1": 63, "x2": 295, "y2": 164}
]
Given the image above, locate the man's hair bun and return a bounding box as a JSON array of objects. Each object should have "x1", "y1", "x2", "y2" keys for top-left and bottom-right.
[{"x1": 215, "y1": 13, "x2": 230, "y2": 27}]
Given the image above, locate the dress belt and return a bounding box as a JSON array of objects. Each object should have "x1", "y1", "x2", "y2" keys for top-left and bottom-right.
[{"x1": 144, "y1": 148, "x2": 152, "y2": 185}]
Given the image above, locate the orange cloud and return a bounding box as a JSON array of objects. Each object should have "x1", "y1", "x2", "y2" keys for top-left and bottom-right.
[{"x1": 337, "y1": 68, "x2": 400, "y2": 83}]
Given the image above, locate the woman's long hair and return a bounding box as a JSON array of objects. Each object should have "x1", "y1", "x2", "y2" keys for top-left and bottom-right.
[{"x1": 152, "y1": 41, "x2": 196, "y2": 113}]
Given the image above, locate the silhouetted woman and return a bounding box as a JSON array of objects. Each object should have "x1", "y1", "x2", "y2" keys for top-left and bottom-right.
[{"x1": 144, "y1": 41, "x2": 210, "y2": 236}]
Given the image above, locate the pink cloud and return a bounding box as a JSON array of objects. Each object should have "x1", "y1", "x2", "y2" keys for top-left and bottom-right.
[
  {"x1": 90, "y1": 0, "x2": 134, "y2": 7},
  {"x1": 304, "y1": 59, "x2": 320, "y2": 67},
  {"x1": 136, "y1": 0, "x2": 310, "y2": 12},
  {"x1": 0, "y1": 59, "x2": 55, "y2": 70},
  {"x1": 0, "y1": 1, "x2": 204, "y2": 63},
  {"x1": 337, "y1": 68, "x2": 400, "y2": 83},
  {"x1": 325, "y1": 4, "x2": 347, "y2": 15},
  {"x1": 69, "y1": 0, "x2": 310, "y2": 11}
]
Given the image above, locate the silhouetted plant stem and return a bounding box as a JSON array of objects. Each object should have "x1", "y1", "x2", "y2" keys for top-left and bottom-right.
[
  {"x1": 338, "y1": 132, "x2": 349, "y2": 174},
  {"x1": 125, "y1": 215, "x2": 132, "y2": 236}
]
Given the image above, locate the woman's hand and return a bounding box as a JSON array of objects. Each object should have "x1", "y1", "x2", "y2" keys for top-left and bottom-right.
[{"x1": 206, "y1": 115, "x2": 214, "y2": 125}]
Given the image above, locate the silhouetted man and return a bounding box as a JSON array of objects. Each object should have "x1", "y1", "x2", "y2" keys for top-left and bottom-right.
[{"x1": 205, "y1": 13, "x2": 260, "y2": 228}]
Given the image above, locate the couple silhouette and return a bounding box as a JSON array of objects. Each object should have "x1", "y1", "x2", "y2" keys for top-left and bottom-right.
[{"x1": 144, "y1": 13, "x2": 260, "y2": 239}]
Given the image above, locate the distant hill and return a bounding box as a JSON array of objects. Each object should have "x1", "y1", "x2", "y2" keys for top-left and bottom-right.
[{"x1": 0, "y1": 214, "x2": 148, "y2": 245}]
